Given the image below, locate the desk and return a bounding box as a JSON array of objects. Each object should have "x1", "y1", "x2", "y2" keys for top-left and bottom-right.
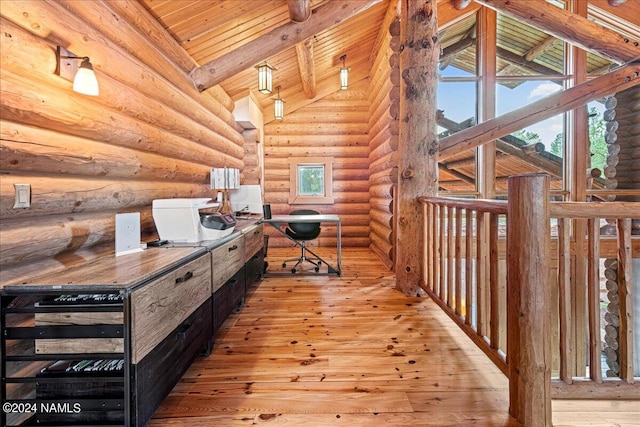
[{"x1": 262, "y1": 214, "x2": 341, "y2": 276}]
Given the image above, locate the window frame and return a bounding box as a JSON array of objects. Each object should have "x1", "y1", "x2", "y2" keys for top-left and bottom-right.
[{"x1": 288, "y1": 157, "x2": 334, "y2": 205}]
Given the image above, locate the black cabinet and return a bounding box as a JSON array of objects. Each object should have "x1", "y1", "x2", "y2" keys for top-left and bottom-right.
[
  {"x1": 212, "y1": 269, "x2": 245, "y2": 336},
  {"x1": 1, "y1": 292, "x2": 128, "y2": 427},
  {"x1": 245, "y1": 248, "x2": 265, "y2": 293},
  {"x1": 132, "y1": 298, "x2": 212, "y2": 425}
]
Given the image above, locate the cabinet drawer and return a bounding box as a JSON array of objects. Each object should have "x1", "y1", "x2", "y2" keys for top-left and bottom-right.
[
  {"x1": 211, "y1": 235, "x2": 244, "y2": 293},
  {"x1": 244, "y1": 224, "x2": 264, "y2": 263},
  {"x1": 131, "y1": 254, "x2": 211, "y2": 363},
  {"x1": 35, "y1": 311, "x2": 124, "y2": 355},
  {"x1": 133, "y1": 298, "x2": 212, "y2": 427}
]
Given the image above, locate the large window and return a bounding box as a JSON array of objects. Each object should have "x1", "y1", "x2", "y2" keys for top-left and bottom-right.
[{"x1": 288, "y1": 157, "x2": 333, "y2": 204}]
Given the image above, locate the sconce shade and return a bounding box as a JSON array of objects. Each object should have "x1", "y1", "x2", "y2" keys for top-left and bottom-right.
[
  {"x1": 256, "y1": 62, "x2": 274, "y2": 94},
  {"x1": 339, "y1": 54, "x2": 348, "y2": 90},
  {"x1": 56, "y1": 46, "x2": 99, "y2": 96},
  {"x1": 73, "y1": 58, "x2": 99, "y2": 96},
  {"x1": 274, "y1": 86, "x2": 285, "y2": 121}
]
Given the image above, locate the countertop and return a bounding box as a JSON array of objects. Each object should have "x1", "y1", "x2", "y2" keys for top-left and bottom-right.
[{"x1": 0, "y1": 218, "x2": 262, "y2": 294}]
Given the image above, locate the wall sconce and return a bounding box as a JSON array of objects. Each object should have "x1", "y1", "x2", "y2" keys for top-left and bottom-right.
[
  {"x1": 274, "y1": 86, "x2": 285, "y2": 121},
  {"x1": 340, "y1": 54, "x2": 349, "y2": 90},
  {"x1": 55, "y1": 46, "x2": 99, "y2": 96},
  {"x1": 255, "y1": 61, "x2": 275, "y2": 94}
]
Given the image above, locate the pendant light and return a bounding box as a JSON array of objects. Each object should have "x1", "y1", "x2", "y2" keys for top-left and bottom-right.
[
  {"x1": 274, "y1": 86, "x2": 285, "y2": 121},
  {"x1": 339, "y1": 54, "x2": 349, "y2": 90},
  {"x1": 255, "y1": 62, "x2": 274, "y2": 94}
]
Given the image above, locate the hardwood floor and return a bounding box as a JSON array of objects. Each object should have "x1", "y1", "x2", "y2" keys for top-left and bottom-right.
[{"x1": 149, "y1": 248, "x2": 633, "y2": 426}]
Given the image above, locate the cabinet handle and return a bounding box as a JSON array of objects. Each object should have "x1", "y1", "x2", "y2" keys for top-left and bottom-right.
[
  {"x1": 177, "y1": 322, "x2": 193, "y2": 339},
  {"x1": 228, "y1": 244, "x2": 238, "y2": 252},
  {"x1": 175, "y1": 271, "x2": 194, "y2": 284},
  {"x1": 253, "y1": 229, "x2": 260, "y2": 235}
]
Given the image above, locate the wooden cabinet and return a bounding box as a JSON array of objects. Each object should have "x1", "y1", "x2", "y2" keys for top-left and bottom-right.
[
  {"x1": 131, "y1": 254, "x2": 211, "y2": 363},
  {"x1": 1, "y1": 222, "x2": 265, "y2": 427},
  {"x1": 132, "y1": 298, "x2": 212, "y2": 425},
  {"x1": 0, "y1": 249, "x2": 212, "y2": 427},
  {"x1": 244, "y1": 223, "x2": 264, "y2": 263},
  {"x1": 211, "y1": 235, "x2": 244, "y2": 293},
  {"x1": 210, "y1": 223, "x2": 265, "y2": 337}
]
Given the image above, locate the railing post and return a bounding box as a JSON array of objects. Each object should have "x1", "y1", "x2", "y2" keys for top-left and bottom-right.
[{"x1": 506, "y1": 174, "x2": 552, "y2": 426}]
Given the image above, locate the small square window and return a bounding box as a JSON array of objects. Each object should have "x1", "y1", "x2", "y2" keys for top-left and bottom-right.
[
  {"x1": 289, "y1": 157, "x2": 334, "y2": 204},
  {"x1": 298, "y1": 165, "x2": 325, "y2": 196}
]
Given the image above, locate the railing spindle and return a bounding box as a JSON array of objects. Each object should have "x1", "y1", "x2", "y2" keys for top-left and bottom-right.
[
  {"x1": 587, "y1": 217, "x2": 603, "y2": 383},
  {"x1": 557, "y1": 217, "x2": 573, "y2": 383},
  {"x1": 477, "y1": 212, "x2": 487, "y2": 337},
  {"x1": 455, "y1": 207, "x2": 463, "y2": 316},
  {"x1": 425, "y1": 203, "x2": 433, "y2": 291},
  {"x1": 616, "y1": 218, "x2": 635, "y2": 383},
  {"x1": 465, "y1": 210, "x2": 473, "y2": 326},
  {"x1": 490, "y1": 212, "x2": 500, "y2": 350},
  {"x1": 447, "y1": 206, "x2": 455, "y2": 307},
  {"x1": 439, "y1": 204, "x2": 446, "y2": 299},
  {"x1": 433, "y1": 205, "x2": 442, "y2": 296}
]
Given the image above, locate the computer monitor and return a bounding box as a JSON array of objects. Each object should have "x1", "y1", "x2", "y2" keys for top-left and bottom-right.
[{"x1": 229, "y1": 184, "x2": 263, "y2": 214}]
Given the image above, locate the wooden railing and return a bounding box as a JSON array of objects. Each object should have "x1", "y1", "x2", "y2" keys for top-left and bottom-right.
[{"x1": 419, "y1": 174, "x2": 639, "y2": 426}]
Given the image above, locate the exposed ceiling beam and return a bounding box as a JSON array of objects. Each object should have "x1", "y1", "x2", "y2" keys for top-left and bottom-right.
[
  {"x1": 438, "y1": 115, "x2": 562, "y2": 178},
  {"x1": 441, "y1": 36, "x2": 475, "y2": 58},
  {"x1": 439, "y1": 63, "x2": 640, "y2": 160},
  {"x1": 295, "y1": 38, "x2": 316, "y2": 99},
  {"x1": 439, "y1": 164, "x2": 476, "y2": 184},
  {"x1": 287, "y1": 0, "x2": 312, "y2": 22},
  {"x1": 524, "y1": 35, "x2": 560, "y2": 62},
  {"x1": 439, "y1": 26, "x2": 476, "y2": 70},
  {"x1": 473, "y1": 0, "x2": 640, "y2": 64},
  {"x1": 497, "y1": 46, "x2": 561, "y2": 76},
  {"x1": 190, "y1": 0, "x2": 382, "y2": 92}
]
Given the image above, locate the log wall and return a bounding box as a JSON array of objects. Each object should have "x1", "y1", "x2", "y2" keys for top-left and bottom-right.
[
  {"x1": 263, "y1": 82, "x2": 371, "y2": 248},
  {"x1": 366, "y1": 21, "x2": 398, "y2": 270},
  {"x1": 0, "y1": 1, "x2": 244, "y2": 283}
]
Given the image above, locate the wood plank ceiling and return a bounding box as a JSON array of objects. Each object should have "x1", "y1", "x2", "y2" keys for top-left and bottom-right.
[
  {"x1": 138, "y1": 0, "x2": 390, "y2": 114},
  {"x1": 138, "y1": 0, "x2": 639, "y2": 193}
]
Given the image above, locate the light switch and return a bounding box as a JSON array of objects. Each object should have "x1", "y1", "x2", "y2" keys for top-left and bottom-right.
[{"x1": 13, "y1": 183, "x2": 31, "y2": 208}]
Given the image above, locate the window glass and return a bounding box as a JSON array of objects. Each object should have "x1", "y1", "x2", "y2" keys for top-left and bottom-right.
[
  {"x1": 496, "y1": 80, "x2": 565, "y2": 191},
  {"x1": 288, "y1": 157, "x2": 334, "y2": 204},
  {"x1": 298, "y1": 165, "x2": 325, "y2": 196}
]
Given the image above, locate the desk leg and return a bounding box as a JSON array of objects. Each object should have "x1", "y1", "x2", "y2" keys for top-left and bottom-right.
[{"x1": 263, "y1": 221, "x2": 341, "y2": 276}]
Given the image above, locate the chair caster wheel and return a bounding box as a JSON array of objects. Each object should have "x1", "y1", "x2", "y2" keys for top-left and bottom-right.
[
  {"x1": 282, "y1": 263, "x2": 287, "y2": 268},
  {"x1": 318, "y1": 261, "x2": 321, "y2": 265},
  {"x1": 314, "y1": 267, "x2": 320, "y2": 272},
  {"x1": 291, "y1": 268, "x2": 297, "y2": 274}
]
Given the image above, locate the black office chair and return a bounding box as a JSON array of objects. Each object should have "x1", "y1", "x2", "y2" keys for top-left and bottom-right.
[{"x1": 282, "y1": 209, "x2": 321, "y2": 273}]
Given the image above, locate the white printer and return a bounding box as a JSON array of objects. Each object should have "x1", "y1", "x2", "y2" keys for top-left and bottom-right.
[{"x1": 152, "y1": 198, "x2": 236, "y2": 243}]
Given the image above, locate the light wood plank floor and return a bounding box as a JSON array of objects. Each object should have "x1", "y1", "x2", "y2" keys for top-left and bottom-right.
[{"x1": 150, "y1": 248, "x2": 635, "y2": 426}]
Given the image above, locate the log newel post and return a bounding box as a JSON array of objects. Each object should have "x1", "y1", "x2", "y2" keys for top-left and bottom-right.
[
  {"x1": 395, "y1": 0, "x2": 439, "y2": 294},
  {"x1": 506, "y1": 173, "x2": 552, "y2": 426}
]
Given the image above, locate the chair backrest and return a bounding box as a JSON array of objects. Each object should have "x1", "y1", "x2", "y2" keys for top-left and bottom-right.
[{"x1": 288, "y1": 209, "x2": 320, "y2": 235}]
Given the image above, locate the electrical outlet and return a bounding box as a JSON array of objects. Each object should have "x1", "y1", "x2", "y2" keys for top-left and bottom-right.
[{"x1": 13, "y1": 183, "x2": 31, "y2": 208}]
